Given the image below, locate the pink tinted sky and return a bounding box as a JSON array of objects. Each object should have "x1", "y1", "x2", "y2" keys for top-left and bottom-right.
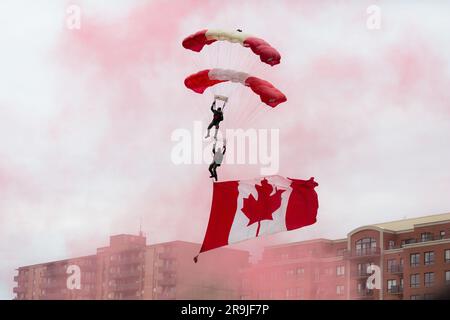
[{"x1": 1, "y1": 0, "x2": 450, "y2": 299}]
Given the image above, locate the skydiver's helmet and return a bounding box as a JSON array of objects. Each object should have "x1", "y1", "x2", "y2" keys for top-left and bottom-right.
[{"x1": 217, "y1": 108, "x2": 222, "y2": 112}]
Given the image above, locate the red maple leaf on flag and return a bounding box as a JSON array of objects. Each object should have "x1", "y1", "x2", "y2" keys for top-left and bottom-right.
[{"x1": 241, "y1": 178, "x2": 286, "y2": 237}]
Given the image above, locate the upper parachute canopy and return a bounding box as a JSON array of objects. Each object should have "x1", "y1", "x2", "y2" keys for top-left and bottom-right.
[
  {"x1": 184, "y1": 69, "x2": 287, "y2": 108},
  {"x1": 182, "y1": 29, "x2": 281, "y2": 66}
]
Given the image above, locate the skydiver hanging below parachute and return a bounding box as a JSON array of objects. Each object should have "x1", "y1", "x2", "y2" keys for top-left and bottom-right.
[
  {"x1": 208, "y1": 139, "x2": 226, "y2": 181},
  {"x1": 183, "y1": 29, "x2": 286, "y2": 183},
  {"x1": 205, "y1": 95, "x2": 227, "y2": 140}
]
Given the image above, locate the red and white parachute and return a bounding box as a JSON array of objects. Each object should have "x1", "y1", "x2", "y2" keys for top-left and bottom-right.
[
  {"x1": 182, "y1": 28, "x2": 286, "y2": 130},
  {"x1": 185, "y1": 69, "x2": 287, "y2": 108},
  {"x1": 182, "y1": 29, "x2": 281, "y2": 66}
]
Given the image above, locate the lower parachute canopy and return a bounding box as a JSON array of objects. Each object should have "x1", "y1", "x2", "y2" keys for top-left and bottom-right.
[{"x1": 184, "y1": 69, "x2": 287, "y2": 108}]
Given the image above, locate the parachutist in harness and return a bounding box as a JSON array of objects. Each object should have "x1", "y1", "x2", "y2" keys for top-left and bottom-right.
[
  {"x1": 205, "y1": 96, "x2": 227, "y2": 140},
  {"x1": 209, "y1": 140, "x2": 226, "y2": 182}
]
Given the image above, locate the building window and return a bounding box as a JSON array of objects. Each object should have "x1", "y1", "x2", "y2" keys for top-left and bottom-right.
[
  {"x1": 336, "y1": 265, "x2": 345, "y2": 276},
  {"x1": 421, "y1": 232, "x2": 433, "y2": 242},
  {"x1": 336, "y1": 285, "x2": 344, "y2": 295},
  {"x1": 440, "y1": 231, "x2": 446, "y2": 239},
  {"x1": 357, "y1": 262, "x2": 374, "y2": 276},
  {"x1": 296, "y1": 267, "x2": 304, "y2": 275},
  {"x1": 355, "y1": 238, "x2": 377, "y2": 255},
  {"x1": 424, "y1": 251, "x2": 435, "y2": 266},
  {"x1": 410, "y1": 295, "x2": 422, "y2": 300},
  {"x1": 410, "y1": 253, "x2": 420, "y2": 267},
  {"x1": 286, "y1": 288, "x2": 296, "y2": 298},
  {"x1": 314, "y1": 269, "x2": 320, "y2": 281},
  {"x1": 400, "y1": 278, "x2": 404, "y2": 290},
  {"x1": 286, "y1": 269, "x2": 295, "y2": 277},
  {"x1": 357, "y1": 282, "x2": 363, "y2": 293},
  {"x1": 445, "y1": 271, "x2": 450, "y2": 285},
  {"x1": 387, "y1": 259, "x2": 395, "y2": 272},
  {"x1": 388, "y1": 240, "x2": 395, "y2": 249},
  {"x1": 424, "y1": 294, "x2": 434, "y2": 300},
  {"x1": 337, "y1": 248, "x2": 345, "y2": 256},
  {"x1": 445, "y1": 249, "x2": 450, "y2": 263},
  {"x1": 424, "y1": 272, "x2": 434, "y2": 287},
  {"x1": 281, "y1": 253, "x2": 289, "y2": 260},
  {"x1": 410, "y1": 274, "x2": 420, "y2": 288},
  {"x1": 387, "y1": 279, "x2": 397, "y2": 293}
]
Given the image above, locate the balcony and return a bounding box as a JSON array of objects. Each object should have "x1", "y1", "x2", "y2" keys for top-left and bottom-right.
[
  {"x1": 157, "y1": 278, "x2": 176, "y2": 287},
  {"x1": 110, "y1": 256, "x2": 144, "y2": 266},
  {"x1": 13, "y1": 287, "x2": 26, "y2": 294},
  {"x1": 41, "y1": 281, "x2": 67, "y2": 289},
  {"x1": 158, "y1": 252, "x2": 176, "y2": 260},
  {"x1": 157, "y1": 292, "x2": 176, "y2": 300},
  {"x1": 112, "y1": 282, "x2": 141, "y2": 292},
  {"x1": 388, "y1": 285, "x2": 403, "y2": 295},
  {"x1": 158, "y1": 264, "x2": 176, "y2": 273},
  {"x1": 419, "y1": 235, "x2": 435, "y2": 243},
  {"x1": 388, "y1": 264, "x2": 404, "y2": 274},
  {"x1": 352, "y1": 270, "x2": 371, "y2": 278},
  {"x1": 400, "y1": 236, "x2": 436, "y2": 247},
  {"x1": 345, "y1": 247, "x2": 381, "y2": 259},
  {"x1": 44, "y1": 268, "x2": 68, "y2": 277},
  {"x1": 110, "y1": 269, "x2": 142, "y2": 279},
  {"x1": 354, "y1": 289, "x2": 374, "y2": 299}
]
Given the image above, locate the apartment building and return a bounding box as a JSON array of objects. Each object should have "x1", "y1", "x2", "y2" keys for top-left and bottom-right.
[
  {"x1": 13, "y1": 234, "x2": 249, "y2": 300},
  {"x1": 349, "y1": 212, "x2": 450, "y2": 300},
  {"x1": 242, "y1": 212, "x2": 450, "y2": 300},
  {"x1": 14, "y1": 213, "x2": 450, "y2": 300},
  {"x1": 240, "y1": 239, "x2": 347, "y2": 299}
]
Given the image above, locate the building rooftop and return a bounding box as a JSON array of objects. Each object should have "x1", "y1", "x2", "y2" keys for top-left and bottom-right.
[
  {"x1": 372, "y1": 212, "x2": 450, "y2": 232},
  {"x1": 267, "y1": 238, "x2": 347, "y2": 249}
]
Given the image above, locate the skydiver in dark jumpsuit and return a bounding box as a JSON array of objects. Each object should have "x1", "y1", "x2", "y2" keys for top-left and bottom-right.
[{"x1": 205, "y1": 99, "x2": 226, "y2": 140}]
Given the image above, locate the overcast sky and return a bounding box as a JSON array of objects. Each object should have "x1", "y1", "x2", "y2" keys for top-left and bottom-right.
[{"x1": 1, "y1": 0, "x2": 450, "y2": 299}]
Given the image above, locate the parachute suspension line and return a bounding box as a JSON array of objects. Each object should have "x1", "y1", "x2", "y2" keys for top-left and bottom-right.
[
  {"x1": 243, "y1": 103, "x2": 265, "y2": 128},
  {"x1": 231, "y1": 50, "x2": 263, "y2": 128}
]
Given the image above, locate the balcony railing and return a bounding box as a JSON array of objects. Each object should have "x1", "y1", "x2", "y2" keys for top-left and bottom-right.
[
  {"x1": 112, "y1": 282, "x2": 141, "y2": 292},
  {"x1": 158, "y1": 252, "x2": 176, "y2": 260},
  {"x1": 157, "y1": 278, "x2": 176, "y2": 287},
  {"x1": 110, "y1": 269, "x2": 142, "y2": 279},
  {"x1": 354, "y1": 289, "x2": 374, "y2": 299},
  {"x1": 388, "y1": 285, "x2": 403, "y2": 294},
  {"x1": 399, "y1": 236, "x2": 437, "y2": 248},
  {"x1": 353, "y1": 270, "x2": 371, "y2": 278},
  {"x1": 44, "y1": 268, "x2": 68, "y2": 277},
  {"x1": 156, "y1": 291, "x2": 176, "y2": 300},
  {"x1": 13, "y1": 287, "x2": 26, "y2": 293},
  {"x1": 388, "y1": 264, "x2": 404, "y2": 274},
  {"x1": 41, "y1": 281, "x2": 67, "y2": 289},
  {"x1": 158, "y1": 264, "x2": 177, "y2": 273},
  {"x1": 345, "y1": 247, "x2": 381, "y2": 259},
  {"x1": 110, "y1": 256, "x2": 144, "y2": 266}
]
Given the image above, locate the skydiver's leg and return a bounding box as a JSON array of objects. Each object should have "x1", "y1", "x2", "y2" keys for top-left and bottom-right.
[
  {"x1": 208, "y1": 163, "x2": 215, "y2": 178},
  {"x1": 213, "y1": 164, "x2": 220, "y2": 181},
  {"x1": 205, "y1": 122, "x2": 214, "y2": 138},
  {"x1": 213, "y1": 124, "x2": 219, "y2": 140}
]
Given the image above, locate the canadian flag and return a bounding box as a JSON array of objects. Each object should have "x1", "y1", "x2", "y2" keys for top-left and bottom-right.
[{"x1": 195, "y1": 175, "x2": 318, "y2": 260}]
